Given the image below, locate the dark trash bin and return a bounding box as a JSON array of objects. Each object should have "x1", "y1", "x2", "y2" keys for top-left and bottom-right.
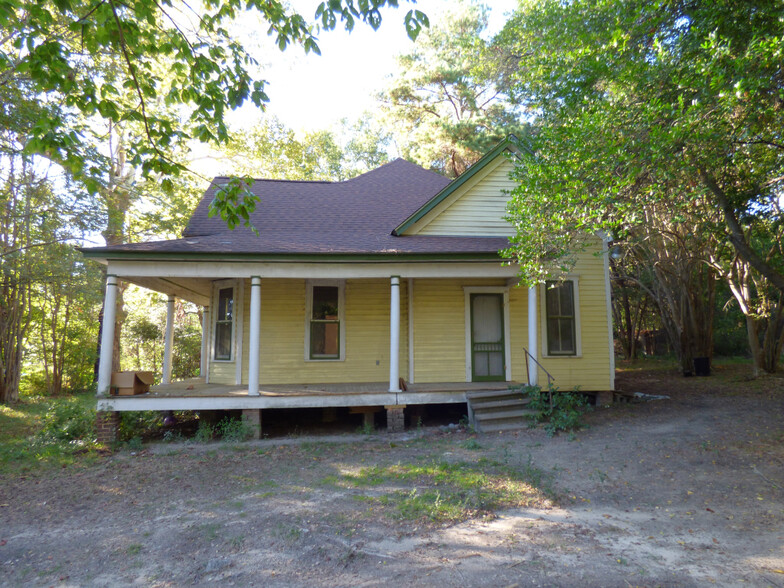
[{"x1": 694, "y1": 357, "x2": 711, "y2": 377}]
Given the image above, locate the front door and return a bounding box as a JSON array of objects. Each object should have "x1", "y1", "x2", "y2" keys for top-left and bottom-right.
[{"x1": 470, "y1": 293, "x2": 505, "y2": 381}]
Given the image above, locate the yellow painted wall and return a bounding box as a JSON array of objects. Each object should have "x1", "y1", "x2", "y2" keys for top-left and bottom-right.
[
  {"x1": 208, "y1": 260, "x2": 612, "y2": 391},
  {"x1": 209, "y1": 361, "x2": 235, "y2": 384},
  {"x1": 414, "y1": 157, "x2": 516, "y2": 237},
  {"x1": 409, "y1": 248, "x2": 611, "y2": 390},
  {"x1": 222, "y1": 278, "x2": 409, "y2": 385},
  {"x1": 536, "y1": 244, "x2": 612, "y2": 391},
  {"x1": 412, "y1": 278, "x2": 508, "y2": 383}
]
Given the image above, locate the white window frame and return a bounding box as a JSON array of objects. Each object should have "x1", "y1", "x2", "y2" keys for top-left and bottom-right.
[
  {"x1": 463, "y1": 286, "x2": 512, "y2": 382},
  {"x1": 304, "y1": 279, "x2": 346, "y2": 362},
  {"x1": 540, "y1": 276, "x2": 582, "y2": 358},
  {"x1": 211, "y1": 279, "x2": 239, "y2": 363}
]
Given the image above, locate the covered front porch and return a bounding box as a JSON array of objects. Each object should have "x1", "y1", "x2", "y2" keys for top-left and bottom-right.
[{"x1": 91, "y1": 259, "x2": 545, "y2": 441}]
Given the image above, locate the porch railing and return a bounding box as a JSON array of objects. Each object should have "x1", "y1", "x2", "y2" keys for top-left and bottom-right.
[
  {"x1": 523, "y1": 348, "x2": 554, "y2": 390},
  {"x1": 523, "y1": 348, "x2": 562, "y2": 410}
]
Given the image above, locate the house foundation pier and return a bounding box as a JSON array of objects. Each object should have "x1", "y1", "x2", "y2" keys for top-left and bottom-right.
[
  {"x1": 385, "y1": 404, "x2": 405, "y2": 433},
  {"x1": 96, "y1": 411, "x2": 120, "y2": 444},
  {"x1": 242, "y1": 408, "x2": 262, "y2": 439}
]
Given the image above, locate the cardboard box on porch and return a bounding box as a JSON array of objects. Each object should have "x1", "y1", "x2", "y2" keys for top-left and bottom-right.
[{"x1": 110, "y1": 371, "x2": 154, "y2": 396}]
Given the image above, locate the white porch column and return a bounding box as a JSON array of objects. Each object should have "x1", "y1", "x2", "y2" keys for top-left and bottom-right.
[
  {"x1": 527, "y1": 285, "x2": 539, "y2": 386},
  {"x1": 389, "y1": 276, "x2": 401, "y2": 392},
  {"x1": 200, "y1": 305, "x2": 210, "y2": 379},
  {"x1": 407, "y1": 277, "x2": 414, "y2": 384},
  {"x1": 96, "y1": 275, "x2": 118, "y2": 396},
  {"x1": 248, "y1": 276, "x2": 261, "y2": 396},
  {"x1": 162, "y1": 295, "x2": 175, "y2": 385}
]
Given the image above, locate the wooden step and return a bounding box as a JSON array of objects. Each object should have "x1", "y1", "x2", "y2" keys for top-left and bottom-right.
[
  {"x1": 466, "y1": 387, "x2": 537, "y2": 433},
  {"x1": 473, "y1": 408, "x2": 535, "y2": 421},
  {"x1": 466, "y1": 389, "x2": 522, "y2": 400},
  {"x1": 471, "y1": 397, "x2": 531, "y2": 411}
]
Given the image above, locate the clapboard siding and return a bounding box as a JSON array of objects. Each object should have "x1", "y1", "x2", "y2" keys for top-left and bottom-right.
[
  {"x1": 209, "y1": 255, "x2": 612, "y2": 391},
  {"x1": 536, "y1": 243, "x2": 612, "y2": 391},
  {"x1": 412, "y1": 279, "x2": 466, "y2": 382},
  {"x1": 232, "y1": 278, "x2": 409, "y2": 385},
  {"x1": 413, "y1": 278, "x2": 508, "y2": 383},
  {"x1": 210, "y1": 361, "x2": 236, "y2": 384},
  {"x1": 416, "y1": 157, "x2": 516, "y2": 237}
]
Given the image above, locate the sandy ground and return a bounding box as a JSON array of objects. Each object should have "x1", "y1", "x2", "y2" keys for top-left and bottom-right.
[{"x1": 1, "y1": 364, "x2": 783, "y2": 587}]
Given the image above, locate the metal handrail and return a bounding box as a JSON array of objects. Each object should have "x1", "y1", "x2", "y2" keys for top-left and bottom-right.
[
  {"x1": 523, "y1": 348, "x2": 554, "y2": 389},
  {"x1": 523, "y1": 348, "x2": 557, "y2": 410}
]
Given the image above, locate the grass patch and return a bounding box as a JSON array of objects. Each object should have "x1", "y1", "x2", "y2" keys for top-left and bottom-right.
[
  {"x1": 0, "y1": 392, "x2": 102, "y2": 474},
  {"x1": 340, "y1": 458, "x2": 553, "y2": 524}
]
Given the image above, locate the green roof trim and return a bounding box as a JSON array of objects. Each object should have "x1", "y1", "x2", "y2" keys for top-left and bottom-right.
[{"x1": 392, "y1": 136, "x2": 525, "y2": 236}]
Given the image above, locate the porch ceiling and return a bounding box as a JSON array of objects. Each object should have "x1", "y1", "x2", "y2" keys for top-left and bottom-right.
[{"x1": 120, "y1": 276, "x2": 212, "y2": 306}]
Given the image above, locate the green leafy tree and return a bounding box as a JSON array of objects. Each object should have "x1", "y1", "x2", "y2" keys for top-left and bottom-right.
[
  {"x1": 220, "y1": 115, "x2": 391, "y2": 181},
  {"x1": 380, "y1": 2, "x2": 524, "y2": 177},
  {"x1": 2, "y1": 0, "x2": 428, "y2": 227},
  {"x1": 499, "y1": 0, "x2": 784, "y2": 372}
]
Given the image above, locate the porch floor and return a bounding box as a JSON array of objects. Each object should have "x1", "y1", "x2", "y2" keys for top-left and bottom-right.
[{"x1": 99, "y1": 378, "x2": 520, "y2": 411}]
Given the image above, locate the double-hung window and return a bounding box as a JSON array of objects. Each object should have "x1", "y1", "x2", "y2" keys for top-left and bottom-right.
[
  {"x1": 306, "y1": 281, "x2": 344, "y2": 360},
  {"x1": 544, "y1": 280, "x2": 578, "y2": 356},
  {"x1": 214, "y1": 286, "x2": 234, "y2": 360}
]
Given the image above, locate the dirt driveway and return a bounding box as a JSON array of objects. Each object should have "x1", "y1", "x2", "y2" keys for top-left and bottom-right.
[{"x1": 1, "y1": 365, "x2": 783, "y2": 587}]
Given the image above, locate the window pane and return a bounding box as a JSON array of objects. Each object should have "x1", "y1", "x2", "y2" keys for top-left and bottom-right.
[
  {"x1": 217, "y1": 288, "x2": 233, "y2": 321},
  {"x1": 559, "y1": 282, "x2": 574, "y2": 316},
  {"x1": 312, "y1": 286, "x2": 339, "y2": 320},
  {"x1": 546, "y1": 283, "x2": 560, "y2": 315},
  {"x1": 214, "y1": 322, "x2": 232, "y2": 360},
  {"x1": 546, "y1": 281, "x2": 576, "y2": 355},
  {"x1": 310, "y1": 321, "x2": 339, "y2": 358}
]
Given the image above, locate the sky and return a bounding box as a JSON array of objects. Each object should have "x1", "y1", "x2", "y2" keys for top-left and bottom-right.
[{"x1": 225, "y1": 0, "x2": 518, "y2": 132}]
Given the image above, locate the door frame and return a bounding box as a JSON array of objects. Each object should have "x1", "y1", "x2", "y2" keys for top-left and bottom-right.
[{"x1": 463, "y1": 286, "x2": 512, "y2": 382}]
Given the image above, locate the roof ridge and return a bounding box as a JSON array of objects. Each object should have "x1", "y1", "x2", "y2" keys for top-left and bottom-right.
[{"x1": 210, "y1": 176, "x2": 333, "y2": 184}]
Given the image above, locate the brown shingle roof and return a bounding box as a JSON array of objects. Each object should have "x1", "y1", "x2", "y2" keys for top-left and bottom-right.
[{"x1": 84, "y1": 159, "x2": 510, "y2": 257}]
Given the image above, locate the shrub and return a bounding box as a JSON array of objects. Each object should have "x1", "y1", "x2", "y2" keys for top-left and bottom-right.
[
  {"x1": 519, "y1": 384, "x2": 589, "y2": 437},
  {"x1": 36, "y1": 397, "x2": 96, "y2": 444},
  {"x1": 118, "y1": 411, "x2": 164, "y2": 442},
  {"x1": 215, "y1": 416, "x2": 252, "y2": 442},
  {"x1": 194, "y1": 419, "x2": 214, "y2": 443}
]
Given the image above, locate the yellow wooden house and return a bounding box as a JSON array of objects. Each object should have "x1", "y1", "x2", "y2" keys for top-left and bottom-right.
[{"x1": 82, "y1": 139, "x2": 615, "y2": 439}]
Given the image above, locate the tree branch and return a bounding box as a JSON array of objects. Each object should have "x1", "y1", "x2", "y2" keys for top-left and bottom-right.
[
  {"x1": 108, "y1": 0, "x2": 155, "y2": 147},
  {"x1": 697, "y1": 164, "x2": 784, "y2": 294}
]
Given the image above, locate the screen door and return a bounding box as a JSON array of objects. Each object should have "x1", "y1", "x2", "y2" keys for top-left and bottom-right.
[{"x1": 470, "y1": 293, "x2": 505, "y2": 381}]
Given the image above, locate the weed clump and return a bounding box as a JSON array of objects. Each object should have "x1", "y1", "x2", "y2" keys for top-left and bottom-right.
[
  {"x1": 516, "y1": 384, "x2": 590, "y2": 437},
  {"x1": 36, "y1": 397, "x2": 96, "y2": 445}
]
